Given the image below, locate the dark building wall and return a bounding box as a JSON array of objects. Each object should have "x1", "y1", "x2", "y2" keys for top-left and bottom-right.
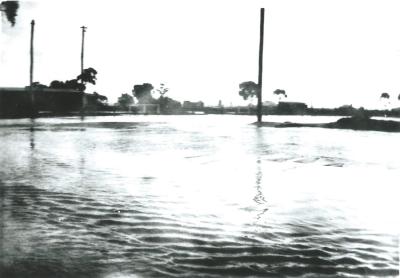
[{"x1": 0, "y1": 88, "x2": 84, "y2": 117}]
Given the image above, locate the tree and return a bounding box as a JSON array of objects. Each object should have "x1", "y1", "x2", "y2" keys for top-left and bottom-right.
[
  {"x1": 93, "y1": 92, "x2": 107, "y2": 102},
  {"x1": 117, "y1": 93, "x2": 133, "y2": 110},
  {"x1": 0, "y1": 1, "x2": 19, "y2": 26},
  {"x1": 380, "y1": 92, "x2": 390, "y2": 111},
  {"x1": 273, "y1": 89, "x2": 287, "y2": 101},
  {"x1": 65, "y1": 79, "x2": 85, "y2": 91},
  {"x1": 239, "y1": 81, "x2": 259, "y2": 101},
  {"x1": 132, "y1": 83, "x2": 155, "y2": 104},
  {"x1": 30, "y1": 82, "x2": 48, "y2": 89},
  {"x1": 155, "y1": 83, "x2": 169, "y2": 97},
  {"x1": 49, "y1": 67, "x2": 97, "y2": 92},
  {"x1": 77, "y1": 67, "x2": 97, "y2": 85},
  {"x1": 380, "y1": 92, "x2": 390, "y2": 99},
  {"x1": 49, "y1": 79, "x2": 85, "y2": 91},
  {"x1": 158, "y1": 96, "x2": 181, "y2": 113},
  {"x1": 49, "y1": 80, "x2": 65, "y2": 89}
]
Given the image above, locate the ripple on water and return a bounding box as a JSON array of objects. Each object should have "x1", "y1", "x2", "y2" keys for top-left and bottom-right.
[
  {"x1": 1, "y1": 116, "x2": 399, "y2": 278},
  {"x1": 1, "y1": 182, "x2": 399, "y2": 277}
]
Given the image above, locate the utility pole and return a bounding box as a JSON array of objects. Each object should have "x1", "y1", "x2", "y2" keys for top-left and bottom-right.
[
  {"x1": 80, "y1": 26, "x2": 87, "y2": 117},
  {"x1": 30, "y1": 20, "x2": 35, "y2": 86},
  {"x1": 80, "y1": 26, "x2": 87, "y2": 75},
  {"x1": 30, "y1": 19, "x2": 35, "y2": 117},
  {"x1": 257, "y1": 8, "x2": 265, "y2": 123}
]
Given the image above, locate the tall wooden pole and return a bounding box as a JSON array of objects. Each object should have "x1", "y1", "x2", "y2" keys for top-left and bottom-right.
[
  {"x1": 257, "y1": 8, "x2": 265, "y2": 123},
  {"x1": 30, "y1": 20, "x2": 34, "y2": 86},
  {"x1": 30, "y1": 19, "x2": 35, "y2": 117},
  {"x1": 80, "y1": 26, "x2": 86, "y2": 75},
  {"x1": 80, "y1": 26, "x2": 87, "y2": 116}
]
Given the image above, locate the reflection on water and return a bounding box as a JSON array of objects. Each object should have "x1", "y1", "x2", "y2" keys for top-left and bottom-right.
[
  {"x1": 0, "y1": 115, "x2": 399, "y2": 277},
  {"x1": 254, "y1": 159, "x2": 268, "y2": 221},
  {"x1": 29, "y1": 119, "x2": 35, "y2": 150}
]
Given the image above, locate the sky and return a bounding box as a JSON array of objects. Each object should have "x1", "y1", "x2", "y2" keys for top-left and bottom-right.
[{"x1": 1, "y1": 0, "x2": 400, "y2": 108}]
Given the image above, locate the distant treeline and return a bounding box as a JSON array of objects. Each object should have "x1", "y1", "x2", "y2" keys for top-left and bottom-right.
[
  {"x1": 206, "y1": 103, "x2": 400, "y2": 118},
  {"x1": 1, "y1": 87, "x2": 399, "y2": 118},
  {"x1": 306, "y1": 107, "x2": 400, "y2": 118}
]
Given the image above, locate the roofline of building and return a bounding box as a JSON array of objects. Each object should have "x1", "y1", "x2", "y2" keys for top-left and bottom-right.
[{"x1": 0, "y1": 87, "x2": 82, "y2": 93}]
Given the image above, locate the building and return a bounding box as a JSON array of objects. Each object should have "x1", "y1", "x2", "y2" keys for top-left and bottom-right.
[
  {"x1": 0, "y1": 87, "x2": 106, "y2": 118},
  {"x1": 182, "y1": 101, "x2": 204, "y2": 110}
]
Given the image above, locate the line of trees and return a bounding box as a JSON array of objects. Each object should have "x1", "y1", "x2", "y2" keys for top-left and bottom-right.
[
  {"x1": 239, "y1": 81, "x2": 287, "y2": 103},
  {"x1": 239, "y1": 81, "x2": 400, "y2": 111},
  {"x1": 380, "y1": 92, "x2": 400, "y2": 110},
  {"x1": 29, "y1": 67, "x2": 108, "y2": 107},
  {"x1": 380, "y1": 93, "x2": 400, "y2": 101},
  {"x1": 31, "y1": 67, "x2": 99, "y2": 92},
  {"x1": 48, "y1": 67, "x2": 98, "y2": 91},
  {"x1": 117, "y1": 83, "x2": 181, "y2": 113}
]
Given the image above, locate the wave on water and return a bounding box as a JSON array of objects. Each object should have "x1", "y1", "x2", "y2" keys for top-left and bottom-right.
[
  {"x1": 1, "y1": 183, "x2": 398, "y2": 278},
  {"x1": 0, "y1": 116, "x2": 399, "y2": 277}
]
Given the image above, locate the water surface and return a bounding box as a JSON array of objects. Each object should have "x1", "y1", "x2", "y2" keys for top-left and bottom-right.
[{"x1": 0, "y1": 115, "x2": 398, "y2": 277}]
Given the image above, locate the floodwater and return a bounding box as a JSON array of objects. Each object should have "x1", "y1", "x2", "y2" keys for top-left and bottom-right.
[{"x1": 0, "y1": 115, "x2": 399, "y2": 277}]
